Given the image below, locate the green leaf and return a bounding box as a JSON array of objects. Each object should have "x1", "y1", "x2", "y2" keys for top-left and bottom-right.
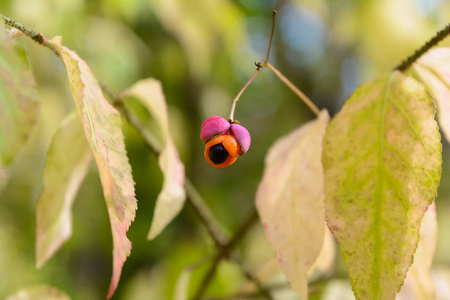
[
  {"x1": 412, "y1": 47, "x2": 450, "y2": 143},
  {"x1": 49, "y1": 37, "x2": 137, "y2": 299},
  {"x1": 35, "y1": 112, "x2": 92, "y2": 269},
  {"x1": 0, "y1": 28, "x2": 39, "y2": 166},
  {"x1": 120, "y1": 78, "x2": 185, "y2": 240},
  {"x1": 5, "y1": 285, "x2": 71, "y2": 300},
  {"x1": 323, "y1": 71, "x2": 442, "y2": 300},
  {"x1": 256, "y1": 110, "x2": 329, "y2": 299}
]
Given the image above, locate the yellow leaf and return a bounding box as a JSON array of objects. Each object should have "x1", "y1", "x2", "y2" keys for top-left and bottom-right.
[
  {"x1": 49, "y1": 37, "x2": 137, "y2": 299},
  {"x1": 120, "y1": 78, "x2": 185, "y2": 240},
  {"x1": 256, "y1": 110, "x2": 329, "y2": 299}
]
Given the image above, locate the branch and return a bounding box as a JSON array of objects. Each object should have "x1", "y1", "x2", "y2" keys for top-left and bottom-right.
[
  {"x1": 2, "y1": 14, "x2": 269, "y2": 299},
  {"x1": 395, "y1": 23, "x2": 450, "y2": 71},
  {"x1": 1, "y1": 13, "x2": 59, "y2": 56}
]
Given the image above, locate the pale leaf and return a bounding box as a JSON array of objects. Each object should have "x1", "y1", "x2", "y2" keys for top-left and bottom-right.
[
  {"x1": 5, "y1": 285, "x2": 71, "y2": 300},
  {"x1": 120, "y1": 78, "x2": 185, "y2": 240},
  {"x1": 397, "y1": 203, "x2": 437, "y2": 300},
  {"x1": 174, "y1": 267, "x2": 192, "y2": 300},
  {"x1": 49, "y1": 37, "x2": 137, "y2": 299},
  {"x1": 256, "y1": 110, "x2": 329, "y2": 299},
  {"x1": 35, "y1": 112, "x2": 92, "y2": 268},
  {"x1": 412, "y1": 47, "x2": 450, "y2": 143},
  {"x1": 6, "y1": 28, "x2": 25, "y2": 39},
  {"x1": 323, "y1": 71, "x2": 442, "y2": 300},
  {"x1": 307, "y1": 228, "x2": 336, "y2": 281},
  {"x1": 0, "y1": 26, "x2": 39, "y2": 166}
]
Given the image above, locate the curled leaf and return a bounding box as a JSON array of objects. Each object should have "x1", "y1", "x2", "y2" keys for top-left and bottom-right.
[
  {"x1": 35, "y1": 112, "x2": 92, "y2": 268},
  {"x1": 323, "y1": 72, "x2": 441, "y2": 299},
  {"x1": 120, "y1": 78, "x2": 185, "y2": 240},
  {"x1": 412, "y1": 47, "x2": 450, "y2": 143},
  {"x1": 49, "y1": 37, "x2": 137, "y2": 299},
  {"x1": 256, "y1": 110, "x2": 329, "y2": 299}
]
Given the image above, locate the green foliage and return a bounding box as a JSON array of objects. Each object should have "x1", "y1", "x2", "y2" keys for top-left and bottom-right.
[
  {"x1": 323, "y1": 72, "x2": 442, "y2": 299},
  {"x1": 2, "y1": 1, "x2": 450, "y2": 300},
  {"x1": 35, "y1": 112, "x2": 91, "y2": 268},
  {"x1": 0, "y1": 25, "x2": 38, "y2": 190}
]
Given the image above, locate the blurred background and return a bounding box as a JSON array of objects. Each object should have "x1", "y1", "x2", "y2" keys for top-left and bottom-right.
[{"x1": 1, "y1": 0, "x2": 450, "y2": 299}]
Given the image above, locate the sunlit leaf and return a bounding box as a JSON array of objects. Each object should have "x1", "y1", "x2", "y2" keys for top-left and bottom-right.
[
  {"x1": 256, "y1": 110, "x2": 329, "y2": 299},
  {"x1": 35, "y1": 112, "x2": 92, "y2": 269},
  {"x1": 0, "y1": 27, "x2": 39, "y2": 167},
  {"x1": 120, "y1": 78, "x2": 185, "y2": 240},
  {"x1": 412, "y1": 47, "x2": 450, "y2": 143},
  {"x1": 323, "y1": 71, "x2": 442, "y2": 300},
  {"x1": 5, "y1": 285, "x2": 71, "y2": 300},
  {"x1": 49, "y1": 37, "x2": 137, "y2": 299},
  {"x1": 398, "y1": 203, "x2": 437, "y2": 300}
]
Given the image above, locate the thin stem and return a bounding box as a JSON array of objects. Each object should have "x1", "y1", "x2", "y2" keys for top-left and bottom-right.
[
  {"x1": 185, "y1": 179, "x2": 229, "y2": 247},
  {"x1": 227, "y1": 10, "x2": 277, "y2": 122},
  {"x1": 192, "y1": 210, "x2": 262, "y2": 300},
  {"x1": 265, "y1": 10, "x2": 277, "y2": 63},
  {"x1": 229, "y1": 69, "x2": 261, "y2": 121},
  {"x1": 395, "y1": 22, "x2": 450, "y2": 71},
  {"x1": 266, "y1": 62, "x2": 320, "y2": 116},
  {"x1": 1, "y1": 13, "x2": 59, "y2": 56}
]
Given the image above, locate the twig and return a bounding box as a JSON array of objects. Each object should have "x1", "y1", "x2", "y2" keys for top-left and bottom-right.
[
  {"x1": 1, "y1": 13, "x2": 59, "y2": 56},
  {"x1": 191, "y1": 210, "x2": 266, "y2": 300},
  {"x1": 265, "y1": 62, "x2": 320, "y2": 116},
  {"x1": 395, "y1": 23, "x2": 450, "y2": 71}
]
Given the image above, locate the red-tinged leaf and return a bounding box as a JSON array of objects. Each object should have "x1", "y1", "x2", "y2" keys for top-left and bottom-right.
[
  {"x1": 412, "y1": 47, "x2": 450, "y2": 143},
  {"x1": 323, "y1": 72, "x2": 441, "y2": 299},
  {"x1": 35, "y1": 112, "x2": 92, "y2": 268},
  {"x1": 398, "y1": 203, "x2": 437, "y2": 300},
  {"x1": 256, "y1": 110, "x2": 329, "y2": 299},
  {"x1": 0, "y1": 27, "x2": 39, "y2": 167},
  {"x1": 48, "y1": 37, "x2": 137, "y2": 299},
  {"x1": 5, "y1": 285, "x2": 71, "y2": 300},
  {"x1": 120, "y1": 78, "x2": 185, "y2": 240}
]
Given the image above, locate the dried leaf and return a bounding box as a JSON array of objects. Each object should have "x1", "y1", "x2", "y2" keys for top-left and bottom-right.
[
  {"x1": 120, "y1": 78, "x2": 185, "y2": 240},
  {"x1": 398, "y1": 203, "x2": 437, "y2": 300},
  {"x1": 5, "y1": 285, "x2": 71, "y2": 300},
  {"x1": 323, "y1": 72, "x2": 442, "y2": 299},
  {"x1": 256, "y1": 110, "x2": 329, "y2": 299},
  {"x1": 412, "y1": 47, "x2": 450, "y2": 143},
  {"x1": 0, "y1": 26, "x2": 39, "y2": 166},
  {"x1": 49, "y1": 37, "x2": 137, "y2": 299},
  {"x1": 35, "y1": 112, "x2": 92, "y2": 268}
]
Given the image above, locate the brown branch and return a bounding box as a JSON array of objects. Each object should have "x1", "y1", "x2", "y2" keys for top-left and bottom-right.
[
  {"x1": 2, "y1": 13, "x2": 269, "y2": 299},
  {"x1": 395, "y1": 22, "x2": 450, "y2": 71}
]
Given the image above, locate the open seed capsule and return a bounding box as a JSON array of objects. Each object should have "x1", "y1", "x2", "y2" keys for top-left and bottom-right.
[{"x1": 200, "y1": 116, "x2": 251, "y2": 168}]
